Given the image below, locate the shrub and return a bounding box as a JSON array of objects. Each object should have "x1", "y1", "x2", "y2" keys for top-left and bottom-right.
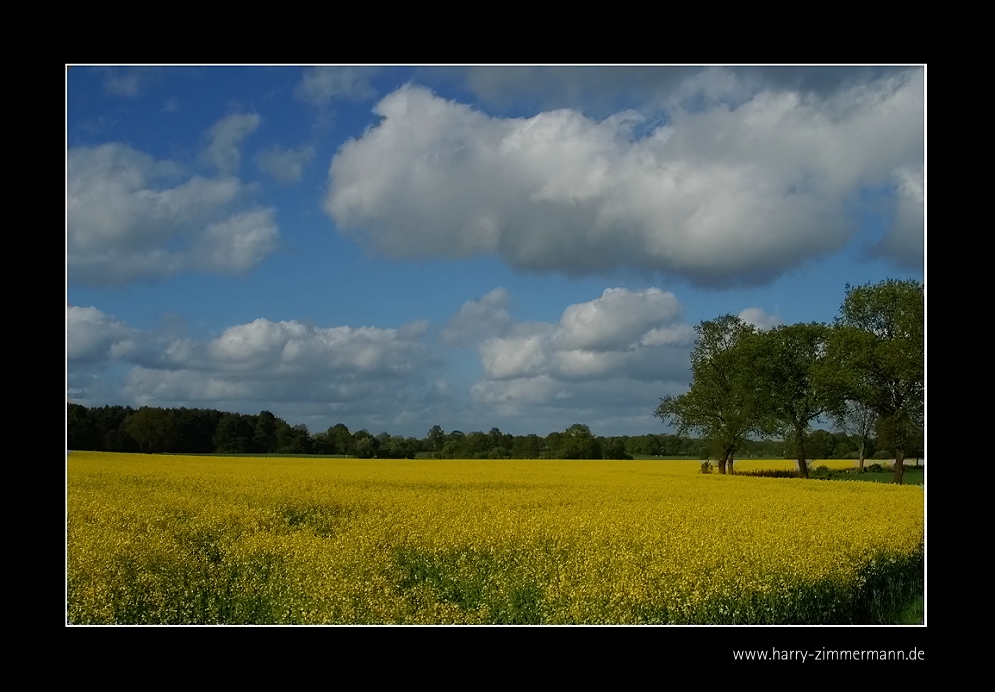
[
  {"x1": 735, "y1": 469, "x2": 799, "y2": 479},
  {"x1": 810, "y1": 465, "x2": 834, "y2": 480}
]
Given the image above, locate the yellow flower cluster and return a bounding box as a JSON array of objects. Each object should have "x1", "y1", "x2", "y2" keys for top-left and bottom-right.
[{"x1": 67, "y1": 452, "x2": 923, "y2": 624}]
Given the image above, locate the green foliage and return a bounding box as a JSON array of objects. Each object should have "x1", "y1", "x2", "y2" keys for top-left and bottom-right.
[
  {"x1": 392, "y1": 547, "x2": 546, "y2": 624},
  {"x1": 123, "y1": 407, "x2": 179, "y2": 454},
  {"x1": 547, "y1": 424, "x2": 602, "y2": 459},
  {"x1": 830, "y1": 279, "x2": 924, "y2": 483},
  {"x1": 735, "y1": 468, "x2": 799, "y2": 479},
  {"x1": 656, "y1": 315, "x2": 763, "y2": 473},
  {"x1": 809, "y1": 465, "x2": 834, "y2": 480},
  {"x1": 746, "y1": 323, "x2": 835, "y2": 478}
]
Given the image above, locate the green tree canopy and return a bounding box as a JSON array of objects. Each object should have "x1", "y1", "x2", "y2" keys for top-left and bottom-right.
[
  {"x1": 656, "y1": 315, "x2": 762, "y2": 474},
  {"x1": 747, "y1": 322, "x2": 834, "y2": 478},
  {"x1": 828, "y1": 279, "x2": 924, "y2": 483}
]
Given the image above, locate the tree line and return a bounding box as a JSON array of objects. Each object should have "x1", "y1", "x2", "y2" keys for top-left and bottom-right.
[
  {"x1": 656, "y1": 278, "x2": 924, "y2": 484},
  {"x1": 67, "y1": 406, "x2": 915, "y2": 463}
]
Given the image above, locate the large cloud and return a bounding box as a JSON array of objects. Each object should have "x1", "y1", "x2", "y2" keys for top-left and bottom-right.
[
  {"x1": 67, "y1": 305, "x2": 147, "y2": 363},
  {"x1": 445, "y1": 288, "x2": 697, "y2": 424},
  {"x1": 872, "y1": 164, "x2": 925, "y2": 267},
  {"x1": 469, "y1": 288, "x2": 694, "y2": 384},
  {"x1": 68, "y1": 306, "x2": 435, "y2": 414},
  {"x1": 325, "y1": 72, "x2": 923, "y2": 285},
  {"x1": 67, "y1": 142, "x2": 279, "y2": 286}
]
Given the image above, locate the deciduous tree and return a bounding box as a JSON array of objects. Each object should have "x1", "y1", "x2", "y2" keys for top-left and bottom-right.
[
  {"x1": 748, "y1": 323, "x2": 833, "y2": 479},
  {"x1": 828, "y1": 279, "x2": 924, "y2": 484},
  {"x1": 656, "y1": 315, "x2": 762, "y2": 474}
]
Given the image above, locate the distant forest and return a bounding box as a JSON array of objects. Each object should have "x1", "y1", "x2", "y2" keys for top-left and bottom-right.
[{"x1": 66, "y1": 403, "x2": 918, "y2": 462}]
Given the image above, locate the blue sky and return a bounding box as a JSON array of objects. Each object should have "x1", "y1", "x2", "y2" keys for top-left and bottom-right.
[{"x1": 66, "y1": 66, "x2": 925, "y2": 438}]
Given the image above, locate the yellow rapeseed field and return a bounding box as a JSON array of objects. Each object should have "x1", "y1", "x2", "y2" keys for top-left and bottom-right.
[{"x1": 66, "y1": 452, "x2": 924, "y2": 624}]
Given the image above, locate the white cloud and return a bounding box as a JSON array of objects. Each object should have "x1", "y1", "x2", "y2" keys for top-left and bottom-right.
[
  {"x1": 325, "y1": 74, "x2": 923, "y2": 284},
  {"x1": 440, "y1": 287, "x2": 513, "y2": 346},
  {"x1": 479, "y1": 334, "x2": 548, "y2": 380},
  {"x1": 738, "y1": 307, "x2": 782, "y2": 331},
  {"x1": 640, "y1": 324, "x2": 696, "y2": 347},
  {"x1": 874, "y1": 165, "x2": 924, "y2": 267},
  {"x1": 70, "y1": 309, "x2": 437, "y2": 415},
  {"x1": 443, "y1": 287, "x2": 695, "y2": 424},
  {"x1": 459, "y1": 287, "x2": 691, "y2": 386},
  {"x1": 204, "y1": 112, "x2": 261, "y2": 175},
  {"x1": 67, "y1": 305, "x2": 144, "y2": 363},
  {"x1": 67, "y1": 143, "x2": 279, "y2": 285},
  {"x1": 439, "y1": 66, "x2": 910, "y2": 117},
  {"x1": 202, "y1": 318, "x2": 430, "y2": 377},
  {"x1": 255, "y1": 145, "x2": 316, "y2": 184},
  {"x1": 124, "y1": 368, "x2": 255, "y2": 406},
  {"x1": 554, "y1": 288, "x2": 682, "y2": 352},
  {"x1": 470, "y1": 375, "x2": 561, "y2": 409},
  {"x1": 195, "y1": 209, "x2": 280, "y2": 273},
  {"x1": 295, "y1": 67, "x2": 379, "y2": 104}
]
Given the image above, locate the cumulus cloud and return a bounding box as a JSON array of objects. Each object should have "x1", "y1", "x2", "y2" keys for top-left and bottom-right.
[
  {"x1": 67, "y1": 143, "x2": 280, "y2": 285},
  {"x1": 295, "y1": 67, "x2": 379, "y2": 104},
  {"x1": 204, "y1": 318, "x2": 428, "y2": 377},
  {"x1": 69, "y1": 308, "x2": 436, "y2": 415},
  {"x1": 325, "y1": 73, "x2": 924, "y2": 285},
  {"x1": 204, "y1": 112, "x2": 261, "y2": 174},
  {"x1": 67, "y1": 305, "x2": 145, "y2": 363},
  {"x1": 194, "y1": 209, "x2": 280, "y2": 274},
  {"x1": 480, "y1": 334, "x2": 549, "y2": 380},
  {"x1": 873, "y1": 165, "x2": 924, "y2": 268},
  {"x1": 429, "y1": 66, "x2": 912, "y2": 117},
  {"x1": 471, "y1": 375, "x2": 562, "y2": 410},
  {"x1": 255, "y1": 145, "x2": 316, "y2": 184},
  {"x1": 466, "y1": 288, "x2": 692, "y2": 384},
  {"x1": 738, "y1": 307, "x2": 782, "y2": 331},
  {"x1": 554, "y1": 288, "x2": 682, "y2": 351},
  {"x1": 440, "y1": 288, "x2": 513, "y2": 346},
  {"x1": 447, "y1": 287, "x2": 694, "y2": 421}
]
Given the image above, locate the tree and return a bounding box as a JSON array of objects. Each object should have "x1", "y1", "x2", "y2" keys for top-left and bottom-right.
[
  {"x1": 123, "y1": 406, "x2": 178, "y2": 454},
  {"x1": 68, "y1": 403, "x2": 99, "y2": 450},
  {"x1": 549, "y1": 424, "x2": 602, "y2": 459},
  {"x1": 656, "y1": 315, "x2": 762, "y2": 474},
  {"x1": 512, "y1": 434, "x2": 543, "y2": 459},
  {"x1": 747, "y1": 323, "x2": 834, "y2": 479},
  {"x1": 327, "y1": 424, "x2": 353, "y2": 455},
  {"x1": 832, "y1": 399, "x2": 877, "y2": 470},
  {"x1": 426, "y1": 425, "x2": 445, "y2": 454},
  {"x1": 442, "y1": 430, "x2": 465, "y2": 458},
  {"x1": 214, "y1": 412, "x2": 254, "y2": 453},
  {"x1": 828, "y1": 279, "x2": 924, "y2": 484},
  {"x1": 353, "y1": 430, "x2": 378, "y2": 458},
  {"x1": 253, "y1": 411, "x2": 278, "y2": 453}
]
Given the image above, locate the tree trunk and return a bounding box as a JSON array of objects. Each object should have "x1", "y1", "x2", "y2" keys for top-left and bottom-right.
[
  {"x1": 795, "y1": 427, "x2": 809, "y2": 479},
  {"x1": 893, "y1": 447, "x2": 905, "y2": 485},
  {"x1": 728, "y1": 454, "x2": 734, "y2": 475},
  {"x1": 717, "y1": 448, "x2": 728, "y2": 474},
  {"x1": 858, "y1": 440, "x2": 865, "y2": 471}
]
